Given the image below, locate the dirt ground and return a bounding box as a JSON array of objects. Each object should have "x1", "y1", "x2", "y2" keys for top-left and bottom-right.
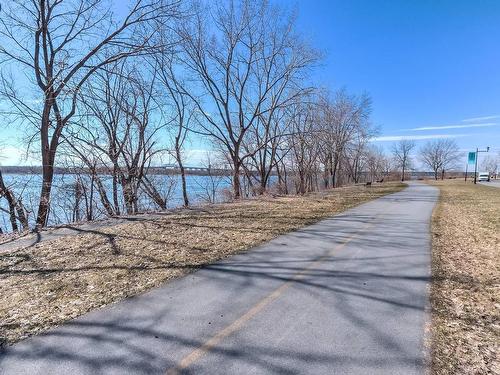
[
  {"x1": 428, "y1": 180, "x2": 499, "y2": 374},
  {"x1": 0, "y1": 182, "x2": 404, "y2": 347}
]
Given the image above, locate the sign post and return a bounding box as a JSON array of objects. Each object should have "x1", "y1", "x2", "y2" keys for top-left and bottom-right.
[
  {"x1": 473, "y1": 147, "x2": 490, "y2": 184},
  {"x1": 466, "y1": 152, "x2": 475, "y2": 182},
  {"x1": 465, "y1": 152, "x2": 476, "y2": 182}
]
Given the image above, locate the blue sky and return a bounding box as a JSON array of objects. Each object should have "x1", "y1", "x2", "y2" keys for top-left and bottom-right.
[
  {"x1": 1, "y1": 0, "x2": 499, "y2": 166},
  {"x1": 293, "y1": 0, "x2": 500, "y2": 158}
]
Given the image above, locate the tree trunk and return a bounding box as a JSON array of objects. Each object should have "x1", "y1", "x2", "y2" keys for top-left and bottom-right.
[
  {"x1": 122, "y1": 178, "x2": 135, "y2": 214},
  {"x1": 232, "y1": 157, "x2": 241, "y2": 199},
  {"x1": 233, "y1": 169, "x2": 241, "y2": 199},
  {"x1": 283, "y1": 165, "x2": 288, "y2": 194},
  {"x1": 331, "y1": 164, "x2": 337, "y2": 188},
  {"x1": 94, "y1": 175, "x2": 115, "y2": 216},
  {"x1": 1, "y1": 169, "x2": 28, "y2": 231},
  {"x1": 142, "y1": 177, "x2": 167, "y2": 210},
  {"x1": 323, "y1": 155, "x2": 330, "y2": 189},
  {"x1": 1, "y1": 190, "x2": 18, "y2": 232},
  {"x1": 36, "y1": 100, "x2": 58, "y2": 228},
  {"x1": 259, "y1": 168, "x2": 267, "y2": 194},
  {"x1": 112, "y1": 166, "x2": 120, "y2": 215},
  {"x1": 15, "y1": 202, "x2": 29, "y2": 231},
  {"x1": 36, "y1": 160, "x2": 55, "y2": 227},
  {"x1": 88, "y1": 174, "x2": 95, "y2": 221},
  {"x1": 331, "y1": 154, "x2": 338, "y2": 188},
  {"x1": 73, "y1": 178, "x2": 83, "y2": 222},
  {"x1": 298, "y1": 170, "x2": 306, "y2": 195},
  {"x1": 175, "y1": 147, "x2": 189, "y2": 207}
]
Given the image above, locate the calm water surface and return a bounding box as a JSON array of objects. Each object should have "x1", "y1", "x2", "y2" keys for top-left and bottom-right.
[{"x1": 0, "y1": 173, "x2": 232, "y2": 231}]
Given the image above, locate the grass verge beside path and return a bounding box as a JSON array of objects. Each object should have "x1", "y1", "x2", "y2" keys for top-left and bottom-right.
[
  {"x1": 428, "y1": 180, "x2": 499, "y2": 374},
  {"x1": 0, "y1": 182, "x2": 404, "y2": 346}
]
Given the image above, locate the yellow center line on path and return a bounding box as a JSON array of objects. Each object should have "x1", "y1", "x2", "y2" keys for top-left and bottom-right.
[{"x1": 165, "y1": 216, "x2": 378, "y2": 375}]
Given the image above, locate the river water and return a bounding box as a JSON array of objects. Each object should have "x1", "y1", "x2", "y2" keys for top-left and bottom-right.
[{"x1": 0, "y1": 173, "x2": 232, "y2": 232}]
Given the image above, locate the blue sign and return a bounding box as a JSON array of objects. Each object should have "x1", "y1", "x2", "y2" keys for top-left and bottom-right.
[{"x1": 468, "y1": 152, "x2": 476, "y2": 164}]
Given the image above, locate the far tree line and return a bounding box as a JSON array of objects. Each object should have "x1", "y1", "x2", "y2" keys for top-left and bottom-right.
[{"x1": 0, "y1": 0, "x2": 496, "y2": 234}]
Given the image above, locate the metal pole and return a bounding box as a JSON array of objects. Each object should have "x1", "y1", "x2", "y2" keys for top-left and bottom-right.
[
  {"x1": 465, "y1": 162, "x2": 468, "y2": 182},
  {"x1": 474, "y1": 148, "x2": 478, "y2": 184}
]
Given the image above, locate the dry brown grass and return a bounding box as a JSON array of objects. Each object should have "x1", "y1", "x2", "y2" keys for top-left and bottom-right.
[
  {"x1": 428, "y1": 180, "x2": 500, "y2": 374},
  {"x1": 0, "y1": 182, "x2": 404, "y2": 346}
]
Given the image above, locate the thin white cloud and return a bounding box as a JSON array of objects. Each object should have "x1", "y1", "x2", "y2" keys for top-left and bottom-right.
[
  {"x1": 462, "y1": 115, "x2": 500, "y2": 122},
  {"x1": 0, "y1": 146, "x2": 37, "y2": 166},
  {"x1": 411, "y1": 123, "x2": 497, "y2": 131},
  {"x1": 371, "y1": 134, "x2": 466, "y2": 142}
]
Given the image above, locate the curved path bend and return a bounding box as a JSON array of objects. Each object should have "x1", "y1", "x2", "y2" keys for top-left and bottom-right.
[
  {"x1": 479, "y1": 179, "x2": 500, "y2": 188},
  {"x1": 0, "y1": 182, "x2": 439, "y2": 375}
]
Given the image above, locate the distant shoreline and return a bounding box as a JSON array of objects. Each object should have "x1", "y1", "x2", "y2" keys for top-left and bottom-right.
[
  {"x1": 0, "y1": 166, "x2": 474, "y2": 178},
  {"x1": 0, "y1": 165, "x2": 234, "y2": 176}
]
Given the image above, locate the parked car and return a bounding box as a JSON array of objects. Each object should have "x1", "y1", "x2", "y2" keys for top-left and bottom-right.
[{"x1": 478, "y1": 172, "x2": 490, "y2": 182}]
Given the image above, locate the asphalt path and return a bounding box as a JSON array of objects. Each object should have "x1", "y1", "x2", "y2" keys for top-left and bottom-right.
[
  {"x1": 479, "y1": 179, "x2": 500, "y2": 188},
  {"x1": 0, "y1": 182, "x2": 439, "y2": 375}
]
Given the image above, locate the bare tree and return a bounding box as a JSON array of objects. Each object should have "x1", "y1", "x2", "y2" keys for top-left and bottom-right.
[
  {"x1": 318, "y1": 90, "x2": 372, "y2": 188},
  {"x1": 420, "y1": 139, "x2": 460, "y2": 180},
  {"x1": 420, "y1": 141, "x2": 442, "y2": 180},
  {"x1": 67, "y1": 62, "x2": 165, "y2": 215},
  {"x1": 153, "y1": 46, "x2": 193, "y2": 207},
  {"x1": 345, "y1": 135, "x2": 369, "y2": 184},
  {"x1": 363, "y1": 145, "x2": 390, "y2": 182},
  {"x1": 194, "y1": 152, "x2": 228, "y2": 204},
  {"x1": 178, "y1": 0, "x2": 317, "y2": 198},
  {"x1": 242, "y1": 106, "x2": 291, "y2": 194},
  {"x1": 288, "y1": 100, "x2": 320, "y2": 194},
  {"x1": 437, "y1": 140, "x2": 460, "y2": 179},
  {"x1": 392, "y1": 139, "x2": 416, "y2": 181},
  {"x1": 0, "y1": 0, "x2": 179, "y2": 227},
  {"x1": 481, "y1": 155, "x2": 499, "y2": 178}
]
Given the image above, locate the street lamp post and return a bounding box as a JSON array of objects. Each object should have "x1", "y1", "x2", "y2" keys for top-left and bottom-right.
[{"x1": 473, "y1": 146, "x2": 490, "y2": 184}]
